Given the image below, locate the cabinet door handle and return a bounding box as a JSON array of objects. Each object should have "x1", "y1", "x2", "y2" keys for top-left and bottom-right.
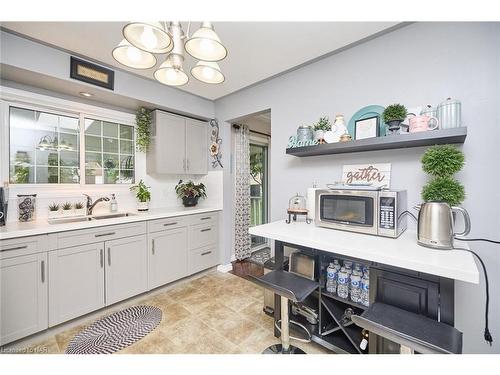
[
  {"x1": 200, "y1": 217, "x2": 211, "y2": 221},
  {"x1": 95, "y1": 232, "x2": 116, "y2": 238},
  {"x1": 201, "y1": 228, "x2": 212, "y2": 232},
  {"x1": 100, "y1": 249, "x2": 104, "y2": 268},
  {"x1": 186, "y1": 159, "x2": 190, "y2": 171},
  {"x1": 183, "y1": 159, "x2": 186, "y2": 171},
  {"x1": 163, "y1": 222, "x2": 178, "y2": 226},
  {"x1": 41, "y1": 260, "x2": 45, "y2": 283},
  {"x1": 201, "y1": 251, "x2": 212, "y2": 256},
  {"x1": 2, "y1": 245, "x2": 28, "y2": 252},
  {"x1": 108, "y1": 247, "x2": 111, "y2": 266},
  {"x1": 152, "y1": 239, "x2": 155, "y2": 255}
]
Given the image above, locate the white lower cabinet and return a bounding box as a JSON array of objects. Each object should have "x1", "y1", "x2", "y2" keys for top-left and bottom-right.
[
  {"x1": 149, "y1": 227, "x2": 188, "y2": 289},
  {"x1": 0, "y1": 252, "x2": 48, "y2": 345},
  {"x1": 105, "y1": 235, "x2": 148, "y2": 305},
  {"x1": 48, "y1": 243, "x2": 105, "y2": 327}
]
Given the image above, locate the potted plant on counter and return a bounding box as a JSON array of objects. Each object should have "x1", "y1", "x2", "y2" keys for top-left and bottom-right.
[
  {"x1": 175, "y1": 180, "x2": 207, "y2": 207},
  {"x1": 74, "y1": 202, "x2": 86, "y2": 216},
  {"x1": 130, "y1": 179, "x2": 151, "y2": 211},
  {"x1": 313, "y1": 117, "x2": 331, "y2": 142},
  {"x1": 61, "y1": 202, "x2": 73, "y2": 216},
  {"x1": 48, "y1": 203, "x2": 60, "y2": 219},
  {"x1": 421, "y1": 145, "x2": 465, "y2": 206},
  {"x1": 383, "y1": 104, "x2": 407, "y2": 135}
]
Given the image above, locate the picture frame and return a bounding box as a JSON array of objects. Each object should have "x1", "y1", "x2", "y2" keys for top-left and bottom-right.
[
  {"x1": 354, "y1": 115, "x2": 379, "y2": 140},
  {"x1": 70, "y1": 56, "x2": 114, "y2": 90}
]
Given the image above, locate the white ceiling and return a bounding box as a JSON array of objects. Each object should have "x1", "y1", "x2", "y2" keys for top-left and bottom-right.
[{"x1": 1, "y1": 22, "x2": 400, "y2": 100}]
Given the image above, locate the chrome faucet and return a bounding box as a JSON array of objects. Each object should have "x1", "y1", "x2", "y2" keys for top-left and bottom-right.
[{"x1": 83, "y1": 194, "x2": 110, "y2": 216}]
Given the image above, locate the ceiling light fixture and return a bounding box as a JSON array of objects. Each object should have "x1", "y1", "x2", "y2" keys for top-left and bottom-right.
[
  {"x1": 112, "y1": 38, "x2": 157, "y2": 69},
  {"x1": 191, "y1": 61, "x2": 225, "y2": 84},
  {"x1": 79, "y1": 92, "x2": 93, "y2": 97},
  {"x1": 114, "y1": 21, "x2": 228, "y2": 86},
  {"x1": 184, "y1": 22, "x2": 227, "y2": 62},
  {"x1": 123, "y1": 22, "x2": 173, "y2": 54}
]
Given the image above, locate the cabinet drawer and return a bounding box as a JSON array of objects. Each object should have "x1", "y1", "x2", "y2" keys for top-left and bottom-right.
[
  {"x1": 189, "y1": 223, "x2": 217, "y2": 249},
  {"x1": 187, "y1": 212, "x2": 218, "y2": 226},
  {"x1": 148, "y1": 216, "x2": 188, "y2": 233},
  {"x1": 188, "y1": 246, "x2": 218, "y2": 275},
  {"x1": 48, "y1": 222, "x2": 147, "y2": 250},
  {"x1": 0, "y1": 235, "x2": 48, "y2": 259}
]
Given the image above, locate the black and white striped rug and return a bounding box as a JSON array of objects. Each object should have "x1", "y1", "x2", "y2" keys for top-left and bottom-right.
[{"x1": 66, "y1": 305, "x2": 162, "y2": 354}]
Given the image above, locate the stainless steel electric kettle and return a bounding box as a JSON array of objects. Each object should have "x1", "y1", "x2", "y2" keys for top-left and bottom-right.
[{"x1": 415, "y1": 202, "x2": 471, "y2": 250}]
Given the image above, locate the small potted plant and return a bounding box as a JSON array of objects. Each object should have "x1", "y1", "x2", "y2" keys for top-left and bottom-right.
[
  {"x1": 130, "y1": 179, "x2": 151, "y2": 211},
  {"x1": 383, "y1": 104, "x2": 407, "y2": 135},
  {"x1": 313, "y1": 117, "x2": 331, "y2": 142},
  {"x1": 74, "y1": 202, "x2": 86, "y2": 216},
  {"x1": 48, "y1": 203, "x2": 60, "y2": 219},
  {"x1": 61, "y1": 202, "x2": 73, "y2": 216},
  {"x1": 175, "y1": 180, "x2": 207, "y2": 207}
]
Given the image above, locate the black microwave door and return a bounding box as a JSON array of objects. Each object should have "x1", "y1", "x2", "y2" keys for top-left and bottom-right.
[{"x1": 320, "y1": 195, "x2": 374, "y2": 226}]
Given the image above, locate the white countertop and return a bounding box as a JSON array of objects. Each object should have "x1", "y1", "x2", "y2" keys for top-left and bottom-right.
[
  {"x1": 249, "y1": 220, "x2": 479, "y2": 284},
  {"x1": 0, "y1": 206, "x2": 222, "y2": 240}
]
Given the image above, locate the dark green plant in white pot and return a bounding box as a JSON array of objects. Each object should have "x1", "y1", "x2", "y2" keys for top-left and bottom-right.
[
  {"x1": 48, "y1": 202, "x2": 60, "y2": 219},
  {"x1": 383, "y1": 104, "x2": 407, "y2": 135},
  {"x1": 175, "y1": 180, "x2": 207, "y2": 207},
  {"x1": 130, "y1": 179, "x2": 151, "y2": 211}
]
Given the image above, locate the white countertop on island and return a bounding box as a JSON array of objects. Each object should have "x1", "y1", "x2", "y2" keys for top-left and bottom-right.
[
  {"x1": 249, "y1": 220, "x2": 479, "y2": 284},
  {"x1": 0, "y1": 206, "x2": 222, "y2": 240}
]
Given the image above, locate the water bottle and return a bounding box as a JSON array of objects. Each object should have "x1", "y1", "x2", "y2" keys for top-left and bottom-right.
[
  {"x1": 350, "y1": 274, "x2": 362, "y2": 303},
  {"x1": 337, "y1": 269, "x2": 349, "y2": 299},
  {"x1": 360, "y1": 275, "x2": 370, "y2": 307},
  {"x1": 326, "y1": 263, "x2": 337, "y2": 294}
]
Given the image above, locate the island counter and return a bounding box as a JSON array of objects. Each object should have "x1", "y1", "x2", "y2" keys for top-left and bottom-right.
[{"x1": 249, "y1": 220, "x2": 479, "y2": 354}]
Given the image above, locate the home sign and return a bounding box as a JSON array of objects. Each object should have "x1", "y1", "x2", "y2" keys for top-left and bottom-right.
[{"x1": 341, "y1": 163, "x2": 391, "y2": 188}]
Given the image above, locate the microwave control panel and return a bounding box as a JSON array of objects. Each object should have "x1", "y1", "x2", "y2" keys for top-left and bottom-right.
[{"x1": 379, "y1": 196, "x2": 395, "y2": 229}]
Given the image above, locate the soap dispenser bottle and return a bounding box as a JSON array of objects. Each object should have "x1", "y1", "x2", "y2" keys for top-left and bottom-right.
[{"x1": 110, "y1": 194, "x2": 118, "y2": 212}]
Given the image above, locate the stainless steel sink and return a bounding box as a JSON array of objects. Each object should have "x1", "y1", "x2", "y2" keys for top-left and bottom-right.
[
  {"x1": 48, "y1": 216, "x2": 92, "y2": 225},
  {"x1": 91, "y1": 212, "x2": 136, "y2": 220}
]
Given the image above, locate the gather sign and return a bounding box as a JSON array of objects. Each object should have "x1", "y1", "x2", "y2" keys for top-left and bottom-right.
[{"x1": 341, "y1": 163, "x2": 392, "y2": 188}]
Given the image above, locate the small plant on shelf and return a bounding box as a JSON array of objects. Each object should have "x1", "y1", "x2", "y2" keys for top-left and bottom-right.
[
  {"x1": 421, "y1": 145, "x2": 466, "y2": 206},
  {"x1": 62, "y1": 202, "x2": 72, "y2": 210},
  {"x1": 130, "y1": 179, "x2": 151, "y2": 211},
  {"x1": 313, "y1": 117, "x2": 331, "y2": 143},
  {"x1": 74, "y1": 202, "x2": 84, "y2": 210},
  {"x1": 74, "y1": 202, "x2": 86, "y2": 215},
  {"x1": 383, "y1": 104, "x2": 407, "y2": 134},
  {"x1": 175, "y1": 180, "x2": 207, "y2": 207}
]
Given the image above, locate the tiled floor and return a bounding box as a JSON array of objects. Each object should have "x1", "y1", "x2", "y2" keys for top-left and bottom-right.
[{"x1": 22, "y1": 271, "x2": 330, "y2": 354}]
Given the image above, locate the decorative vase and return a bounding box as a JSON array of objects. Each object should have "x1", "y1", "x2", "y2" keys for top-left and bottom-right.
[
  {"x1": 137, "y1": 201, "x2": 149, "y2": 211},
  {"x1": 386, "y1": 119, "x2": 403, "y2": 135},
  {"x1": 182, "y1": 196, "x2": 199, "y2": 207},
  {"x1": 314, "y1": 129, "x2": 324, "y2": 141}
]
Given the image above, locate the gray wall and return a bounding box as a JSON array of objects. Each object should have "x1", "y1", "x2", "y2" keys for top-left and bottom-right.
[{"x1": 215, "y1": 22, "x2": 500, "y2": 353}]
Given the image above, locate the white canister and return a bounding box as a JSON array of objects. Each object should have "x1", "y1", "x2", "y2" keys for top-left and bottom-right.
[
  {"x1": 437, "y1": 98, "x2": 461, "y2": 129},
  {"x1": 306, "y1": 182, "x2": 318, "y2": 222}
]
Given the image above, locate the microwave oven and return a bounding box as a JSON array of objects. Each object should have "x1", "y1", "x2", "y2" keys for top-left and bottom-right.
[{"x1": 315, "y1": 189, "x2": 407, "y2": 238}]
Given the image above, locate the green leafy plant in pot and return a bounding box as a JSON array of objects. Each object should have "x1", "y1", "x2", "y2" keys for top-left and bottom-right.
[
  {"x1": 130, "y1": 179, "x2": 151, "y2": 211},
  {"x1": 313, "y1": 117, "x2": 332, "y2": 141},
  {"x1": 421, "y1": 145, "x2": 465, "y2": 206},
  {"x1": 175, "y1": 180, "x2": 207, "y2": 207},
  {"x1": 383, "y1": 104, "x2": 407, "y2": 135}
]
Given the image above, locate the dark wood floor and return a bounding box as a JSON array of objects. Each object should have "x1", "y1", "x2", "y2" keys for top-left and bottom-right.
[{"x1": 231, "y1": 259, "x2": 264, "y2": 279}]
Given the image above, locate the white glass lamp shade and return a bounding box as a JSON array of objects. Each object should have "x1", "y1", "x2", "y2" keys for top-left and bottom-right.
[
  {"x1": 112, "y1": 39, "x2": 157, "y2": 69},
  {"x1": 191, "y1": 61, "x2": 225, "y2": 84},
  {"x1": 154, "y1": 58, "x2": 189, "y2": 86},
  {"x1": 123, "y1": 22, "x2": 173, "y2": 53},
  {"x1": 184, "y1": 22, "x2": 227, "y2": 62}
]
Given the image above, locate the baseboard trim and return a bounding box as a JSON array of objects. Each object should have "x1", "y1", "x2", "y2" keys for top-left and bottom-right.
[{"x1": 217, "y1": 263, "x2": 233, "y2": 273}]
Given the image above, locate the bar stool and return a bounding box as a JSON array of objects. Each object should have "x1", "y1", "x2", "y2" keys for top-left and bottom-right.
[{"x1": 250, "y1": 270, "x2": 318, "y2": 354}]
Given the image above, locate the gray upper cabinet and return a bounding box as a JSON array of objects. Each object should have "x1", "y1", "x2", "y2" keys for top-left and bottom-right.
[{"x1": 147, "y1": 111, "x2": 208, "y2": 175}]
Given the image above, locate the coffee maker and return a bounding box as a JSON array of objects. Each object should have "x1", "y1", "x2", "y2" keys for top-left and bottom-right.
[{"x1": 0, "y1": 186, "x2": 8, "y2": 226}]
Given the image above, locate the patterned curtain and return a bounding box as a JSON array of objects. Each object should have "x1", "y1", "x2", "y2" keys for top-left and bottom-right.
[{"x1": 234, "y1": 124, "x2": 251, "y2": 260}]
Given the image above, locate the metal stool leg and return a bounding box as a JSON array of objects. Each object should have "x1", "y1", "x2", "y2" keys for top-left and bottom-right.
[{"x1": 262, "y1": 296, "x2": 306, "y2": 354}]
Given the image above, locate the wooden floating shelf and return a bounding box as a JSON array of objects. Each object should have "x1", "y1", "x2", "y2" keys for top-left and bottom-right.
[{"x1": 286, "y1": 127, "x2": 467, "y2": 157}]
